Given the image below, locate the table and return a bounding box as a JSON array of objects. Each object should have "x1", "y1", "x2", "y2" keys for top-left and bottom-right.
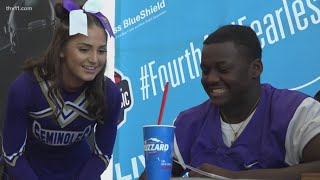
[{"x1": 301, "y1": 173, "x2": 320, "y2": 180}]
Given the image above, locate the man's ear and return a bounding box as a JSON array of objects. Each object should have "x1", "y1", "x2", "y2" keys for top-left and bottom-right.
[{"x1": 250, "y1": 59, "x2": 263, "y2": 79}]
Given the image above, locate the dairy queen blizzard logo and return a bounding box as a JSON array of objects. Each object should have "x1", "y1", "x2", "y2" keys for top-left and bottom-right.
[
  {"x1": 144, "y1": 138, "x2": 169, "y2": 155},
  {"x1": 114, "y1": 69, "x2": 134, "y2": 128}
]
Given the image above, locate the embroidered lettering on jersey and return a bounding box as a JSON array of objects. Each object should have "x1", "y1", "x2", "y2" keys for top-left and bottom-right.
[{"x1": 33, "y1": 121, "x2": 92, "y2": 146}]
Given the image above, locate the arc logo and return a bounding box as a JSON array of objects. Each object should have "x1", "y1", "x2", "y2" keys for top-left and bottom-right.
[{"x1": 114, "y1": 69, "x2": 134, "y2": 128}]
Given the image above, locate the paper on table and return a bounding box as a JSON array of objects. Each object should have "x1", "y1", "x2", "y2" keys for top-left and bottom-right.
[
  {"x1": 173, "y1": 159, "x2": 231, "y2": 180},
  {"x1": 173, "y1": 159, "x2": 262, "y2": 180}
]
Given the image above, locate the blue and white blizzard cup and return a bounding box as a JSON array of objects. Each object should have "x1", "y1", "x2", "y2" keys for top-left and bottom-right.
[{"x1": 143, "y1": 125, "x2": 175, "y2": 180}]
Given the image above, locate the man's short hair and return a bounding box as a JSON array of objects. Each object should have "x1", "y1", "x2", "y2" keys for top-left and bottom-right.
[{"x1": 204, "y1": 25, "x2": 262, "y2": 61}]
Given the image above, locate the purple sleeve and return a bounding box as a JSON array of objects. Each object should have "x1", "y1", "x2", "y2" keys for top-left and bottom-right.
[
  {"x1": 76, "y1": 78, "x2": 121, "y2": 180},
  {"x1": 2, "y1": 74, "x2": 38, "y2": 180}
]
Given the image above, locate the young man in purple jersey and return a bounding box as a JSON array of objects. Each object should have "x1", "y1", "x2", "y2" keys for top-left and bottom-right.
[{"x1": 171, "y1": 25, "x2": 320, "y2": 179}]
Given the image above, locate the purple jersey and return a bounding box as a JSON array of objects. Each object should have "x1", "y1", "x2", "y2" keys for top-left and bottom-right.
[
  {"x1": 174, "y1": 84, "x2": 308, "y2": 171},
  {"x1": 2, "y1": 70, "x2": 121, "y2": 180}
]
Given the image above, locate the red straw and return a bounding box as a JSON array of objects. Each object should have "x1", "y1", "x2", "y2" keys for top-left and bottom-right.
[{"x1": 157, "y1": 82, "x2": 169, "y2": 125}]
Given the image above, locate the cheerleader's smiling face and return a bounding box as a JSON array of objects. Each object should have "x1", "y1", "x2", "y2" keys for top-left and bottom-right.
[{"x1": 60, "y1": 25, "x2": 107, "y2": 91}]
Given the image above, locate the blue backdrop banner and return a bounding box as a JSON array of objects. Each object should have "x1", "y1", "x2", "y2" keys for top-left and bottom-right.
[{"x1": 113, "y1": 1, "x2": 320, "y2": 179}]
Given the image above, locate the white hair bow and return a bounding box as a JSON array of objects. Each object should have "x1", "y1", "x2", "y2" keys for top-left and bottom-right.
[{"x1": 63, "y1": 0, "x2": 114, "y2": 37}]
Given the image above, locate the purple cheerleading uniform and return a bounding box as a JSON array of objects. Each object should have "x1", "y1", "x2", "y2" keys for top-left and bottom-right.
[
  {"x1": 2, "y1": 70, "x2": 121, "y2": 180},
  {"x1": 174, "y1": 84, "x2": 308, "y2": 171}
]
